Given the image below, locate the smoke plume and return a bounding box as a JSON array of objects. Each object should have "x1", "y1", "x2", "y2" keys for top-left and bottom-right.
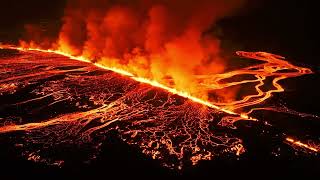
[{"x1": 22, "y1": 0, "x2": 245, "y2": 100}]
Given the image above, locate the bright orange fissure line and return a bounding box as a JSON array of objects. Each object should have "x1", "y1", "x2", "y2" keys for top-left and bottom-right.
[
  {"x1": 0, "y1": 45, "x2": 312, "y2": 122},
  {"x1": 286, "y1": 137, "x2": 319, "y2": 152},
  {"x1": 1, "y1": 45, "x2": 320, "y2": 153},
  {"x1": 1, "y1": 46, "x2": 249, "y2": 118}
]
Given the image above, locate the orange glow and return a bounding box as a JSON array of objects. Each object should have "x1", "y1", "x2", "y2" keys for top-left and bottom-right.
[
  {"x1": 3, "y1": 45, "x2": 237, "y2": 116},
  {"x1": 9, "y1": 0, "x2": 312, "y2": 117},
  {"x1": 286, "y1": 137, "x2": 319, "y2": 152},
  {"x1": 0, "y1": 0, "x2": 317, "y2": 167},
  {"x1": 0, "y1": 45, "x2": 317, "y2": 167},
  {"x1": 15, "y1": 0, "x2": 249, "y2": 106},
  {"x1": 3, "y1": 44, "x2": 312, "y2": 118},
  {"x1": 0, "y1": 44, "x2": 312, "y2": 122}
]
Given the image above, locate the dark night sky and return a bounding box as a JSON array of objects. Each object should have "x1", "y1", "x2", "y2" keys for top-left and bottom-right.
[
  {"x1": 0, "y1": 0, "x2": 318, "y2": 65},
  {"x1": 219, "y1": 0, "x2": 318, "y2": 67}
]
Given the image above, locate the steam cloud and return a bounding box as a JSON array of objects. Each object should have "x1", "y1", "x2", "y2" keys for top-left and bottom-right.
[{"x1": 22, "y1": 0, "x2": 245, "y2": 99}]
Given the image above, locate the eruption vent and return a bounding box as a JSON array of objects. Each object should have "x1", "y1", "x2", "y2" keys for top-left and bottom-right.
[
  {"x1": 21, "y1": 0, "x2": 245, "y2": 103},
  {"x1": 0, "y1": 0, "x2": 318, "y2": 170}
]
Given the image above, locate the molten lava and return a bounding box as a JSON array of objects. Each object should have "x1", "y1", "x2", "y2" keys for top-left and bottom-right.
[
  {"x1": 286, "y1": 137, "x2": 319, "y2": 153},
  {"x1": 0, "y1": 46, "x2": 318, "y2": 155},
  {"x1": 15, "y1": 0, "x2": 313, "y2": 117},
  {"x1": 0, "y1": 0, "x2": 319, "y2": 169},
  {"x1": 1, "y1": 45, "x2": 312, "y2": 119}
]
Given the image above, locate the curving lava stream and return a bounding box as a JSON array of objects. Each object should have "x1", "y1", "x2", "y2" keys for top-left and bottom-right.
[{"x1": 0, "y1": 45, "x2": 319, "y2": 169}]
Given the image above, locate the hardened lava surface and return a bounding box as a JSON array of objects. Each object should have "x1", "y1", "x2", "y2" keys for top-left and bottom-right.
[
  {"x1": 0, "y1": 49, "x2": 244, "y2": 169},
  {"x1": 0, "y1": 49, "x2": 319, "y2": 170}
]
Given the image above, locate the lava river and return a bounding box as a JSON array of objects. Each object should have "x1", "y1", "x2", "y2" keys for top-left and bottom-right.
[{"x1": 0, "y1": 47, "x2": 318, "y2": 169}]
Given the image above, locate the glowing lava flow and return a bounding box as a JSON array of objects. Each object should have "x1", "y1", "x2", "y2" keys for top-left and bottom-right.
[
  {"x1": 1, "y1": 45, "x2": 313, "y2": 120},
  {"x1": 286, "y1": 137, "x2": 319, "y2": 152},
  {"x1": 0, "y1": 45, "x2": 239, "y2": 116},
  {"x1": 0, "y1": 45, "x2": 319, "y2": 168},
  {"x1": 202, "y1": 51, "x2": 313, "y2": 111}
]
